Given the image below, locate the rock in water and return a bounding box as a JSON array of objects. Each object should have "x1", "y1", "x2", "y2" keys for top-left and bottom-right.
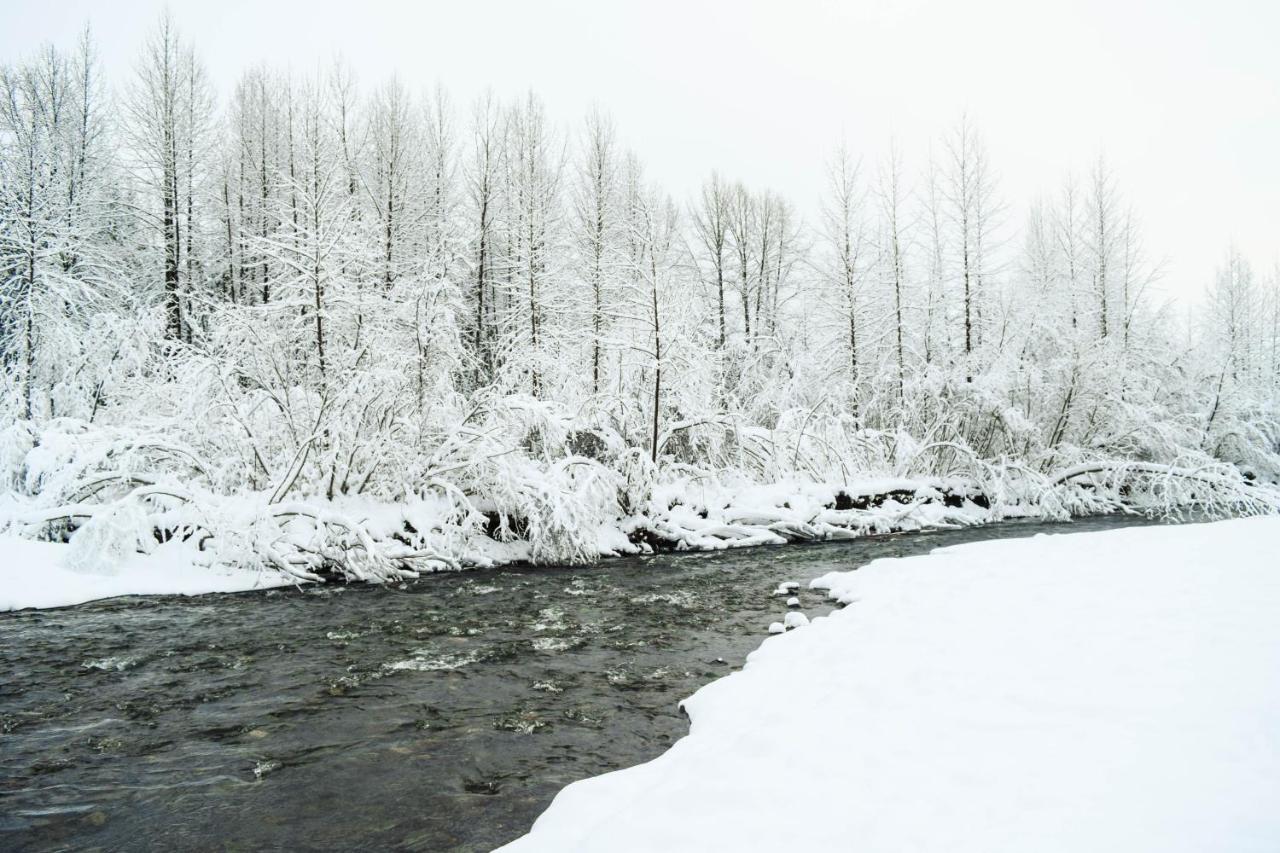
[{"x1": 783, "y1": 611, "x2": 810, "y2": 630}]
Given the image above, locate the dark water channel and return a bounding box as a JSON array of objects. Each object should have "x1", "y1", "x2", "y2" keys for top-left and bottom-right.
[{"x1": 0, "y1": 515, "x2": 1164, "y2": 852}]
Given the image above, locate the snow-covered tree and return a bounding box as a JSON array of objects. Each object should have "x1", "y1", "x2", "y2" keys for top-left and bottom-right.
[{"x1": 1, "y1": 12, "x2": 1276, "y2": 582}]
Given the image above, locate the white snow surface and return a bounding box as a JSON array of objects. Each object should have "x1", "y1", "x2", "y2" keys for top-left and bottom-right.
[
  {"x1": 1, "y1": 476, "x2": 994, "y2": 610},
  {"x1": 782, "y1": 610, "x2": 810, "y2": 629},
  {"x1": 500, "y1": 517, "x2": 1280, "y2": 853},
  {"x1": 0, "y1": 536, "x2": 291, "y2": 611}
]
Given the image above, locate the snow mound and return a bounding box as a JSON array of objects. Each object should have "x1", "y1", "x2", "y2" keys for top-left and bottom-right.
[
  {"x1": 782, "y1": 610, "x2": 809, "y2": 629},
  {"x1": 0, "y1": 536, "x2": 289, "y2": 611}
]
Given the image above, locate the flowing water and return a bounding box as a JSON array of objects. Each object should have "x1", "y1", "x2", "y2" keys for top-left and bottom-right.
[{"x1": 0, "y1": 515, "x2": 1164, "y2": 852}]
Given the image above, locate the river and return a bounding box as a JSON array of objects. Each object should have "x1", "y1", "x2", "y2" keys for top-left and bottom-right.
[{"x1": 0, "y1": 515, "x2": 1163, "y2": 852}]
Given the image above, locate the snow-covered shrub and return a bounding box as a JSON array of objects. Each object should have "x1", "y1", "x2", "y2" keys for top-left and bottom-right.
[{"x1": 64, "y1": 499, "x2": 154, "y2": 575}]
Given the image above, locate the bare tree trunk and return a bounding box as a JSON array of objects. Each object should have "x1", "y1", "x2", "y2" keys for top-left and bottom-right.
[
  {"x1": 716, "y1": 263, "x2": 726, "y2": 349},
  {"x1": 24, "y1": 249, "x2": 35, "y2": 419},
  {"x1": 258, "y1": 86, "x2": 269, "y2": 303},
  {"x1": 312, "y1": 141, "x2": 325, "y2": 378},
  {"x1": 222, "y1": 175, "x2": 237, "y2": 301},
  {"x1": 163, "y1": 121, "x2": 181, "y2": 338},
  {"x1": 592, "y1": 244, "x2": 602, "y2": 393},
  {"x1": 528, "y1": 252, "x2": 541, "y2": 397},
  {"x1": 651, "y1": 272, "x2": 662, "y2": 464},
  {"x1": 179, "y1": 50, "x2": 204, "y2": 342},
  {"x1": 882, "y1": 148, "x2": 907, "y2": 406},
  {"x1": 475, "y1": 192, "x2": 489, "y2": 382},
  {"x1": 384, "y1": 176, "x2": 395, "y2": 289}
]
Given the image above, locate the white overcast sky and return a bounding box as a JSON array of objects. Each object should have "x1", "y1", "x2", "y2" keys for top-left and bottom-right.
[{"x1": 3, "y1": 0, "x2": 1277, "y2": 305}]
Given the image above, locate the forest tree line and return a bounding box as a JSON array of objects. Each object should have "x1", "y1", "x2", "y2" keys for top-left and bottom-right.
[{"x1": 2, "y1": 16, "x2": 1278, "y2": 570}]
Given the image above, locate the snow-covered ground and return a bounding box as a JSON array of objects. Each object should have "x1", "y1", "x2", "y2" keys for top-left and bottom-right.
[
  {"x1": 500, "y1": 517, "x2": 1280, "y2": 853},
  {"x1": 0, "y1": 536, "x2": 291, "y2": 610},
  {"x1": 0, "y1": 477, "x2": 995, "y2": 611}
]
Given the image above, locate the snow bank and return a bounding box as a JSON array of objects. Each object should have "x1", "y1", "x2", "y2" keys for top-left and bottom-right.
[
  {"x1": 644, "y1": 475, "x2": 993, "y2": 550},
  {"x1": 500, "y1": 517, "x2": 1280, "y2": 853},
  {"x1": 5, "y1": 413, "x2": 1274, "y2": 609},
  {"x1": 0, "y1": 464, "x2": 999, "y2": 610},
  {"x1": 0, "y1": 536, "x2": 290, "y2": 611}
]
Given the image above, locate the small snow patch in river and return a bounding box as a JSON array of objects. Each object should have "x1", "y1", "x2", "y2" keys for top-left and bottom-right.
[
  {"x1": 531, "y1": 607, "x2": 568, "y2": 631},
  {"x1": 562, "y1": 579, "x2": 594, "y2": 596},
  {"x1": 628, "y1": 590, "x2": 698, "y2": 608},
  {"x1": 531, "y1": 637, "x2": 578, "y2": 652},
  {"x1": 252, "y1": 760, "x2": 281, "y2": 780},
  {"x1": 82, "y1": 656, "x2": 138, "y2": 671},
  {"x1": 493, "y1": 711, "x2": 548, "y2": 735},
  {"x1": 383, "y1": 651, "x2": 480, "y2": 673},
  {"x1": 606, "y1": 665, "x2": 672, "y2": 687},
  {"x1": 783, "y1": 611, "x2": 810, "y2": 629}
]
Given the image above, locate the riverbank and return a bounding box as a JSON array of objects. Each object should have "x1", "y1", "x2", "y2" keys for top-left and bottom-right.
[
  {"x1": 2, "y1": 477, "x2": 1000, "y2": 611},
  {"x1": 501, "y1": 516, "x2": 1280, "y2": 852},
  {"x1": 6, "y1": 410, "x2": 1278, "y2": 612},
  {"x1": 0, "y1": 535, "x2": 294, "y2": 611}
]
